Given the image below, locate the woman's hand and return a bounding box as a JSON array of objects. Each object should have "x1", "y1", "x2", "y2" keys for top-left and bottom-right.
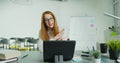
[{"x1": 54, "y1": 29, "x2": 64, "y2": 40}]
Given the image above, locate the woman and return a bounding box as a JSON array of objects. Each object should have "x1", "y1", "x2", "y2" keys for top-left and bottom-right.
[
  {"x1": 40, "y1": 11, "x2": 64, "y2": 40},
  {"x1": 39, "y1": 11, "x2": 64, "y2": 52}
]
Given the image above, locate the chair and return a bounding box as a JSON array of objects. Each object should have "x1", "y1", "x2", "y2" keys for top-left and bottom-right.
[
  {"x1": 0, "y1": 38, "x2": 9, "y2": 49},
  {"x1": 10, "y1": 37, "x2": 20, "y2": 49},
  {"x1": 17, "y1": 38, "x2": 31, "y2": 51},
  {"x1": 18, "y1": 38, "x2": 26, "y2": 48},
  {"x1": 0, "y1": 38, "x2": 3, "y2": 48},
  {"x1": 26, "y1": 38, "x2": 38, "y2": 50}
]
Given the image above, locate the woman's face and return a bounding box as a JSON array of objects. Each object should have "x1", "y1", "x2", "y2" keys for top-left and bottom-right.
[{"x1": 44, "y1": 14, "x2": 54, "y2": 29}]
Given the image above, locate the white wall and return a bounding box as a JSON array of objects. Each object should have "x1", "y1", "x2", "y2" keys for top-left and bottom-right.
[
  {"x1": 115, "y1": 0, "x2": 120, "y2": 34},
  {"x1": 118, "y1": 1, "x2": 120, "y2": 34},
  {"x1": 60, "y1": 0, "x2": 114, "y2": 43},
  {"x1": 0, "y1": 0, "x2": 114, "y2": 43},
  {"x1": 0, "y1": 0, "x2": 61, "y2": 38},
  {"x1": 104, "y1": 0, "x2": 120, "y2": 42}
]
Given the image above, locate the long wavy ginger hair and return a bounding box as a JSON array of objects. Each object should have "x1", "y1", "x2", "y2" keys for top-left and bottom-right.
[{"x1": 40, "y1": 11, "x2": 59, "y2": 40}]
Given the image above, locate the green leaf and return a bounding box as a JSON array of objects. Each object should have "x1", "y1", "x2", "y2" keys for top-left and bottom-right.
[{"x1": 107, "y1": 40, "x2": 120, "y2": 51}]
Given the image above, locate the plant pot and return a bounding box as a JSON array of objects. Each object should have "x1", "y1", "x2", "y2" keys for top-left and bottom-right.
[
  {"x1": 100, "y1": 43, "x2": 107, "y2": 53},
  {"x1": 109, "y1": 49, "x2": 119, "y2": 60},
  {"x1": 94, "y1": 58, "x2": 101, "y2": 63}
]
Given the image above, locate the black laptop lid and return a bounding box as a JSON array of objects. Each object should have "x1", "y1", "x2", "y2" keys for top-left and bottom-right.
[{"x1": 43, "y1": 40, "x2": 76, "y2": 62}]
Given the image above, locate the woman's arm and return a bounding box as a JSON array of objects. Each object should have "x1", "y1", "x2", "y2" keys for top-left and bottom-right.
[{"x1": 53, "y1": 29, "x2": 64, "y2": 40}]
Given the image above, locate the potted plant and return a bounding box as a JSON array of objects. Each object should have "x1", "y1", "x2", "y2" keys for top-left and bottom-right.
[
  {"x1": 107, "y1": 40, "x2": 120, "y2": 60},
  {"x1": 92, "y1": 50, "x2": 100, "y2": 63}
]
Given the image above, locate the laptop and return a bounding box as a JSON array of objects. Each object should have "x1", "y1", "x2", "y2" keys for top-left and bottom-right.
[{"x1": 43, "y1": 40, "x2": 76, "y2": 62}]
